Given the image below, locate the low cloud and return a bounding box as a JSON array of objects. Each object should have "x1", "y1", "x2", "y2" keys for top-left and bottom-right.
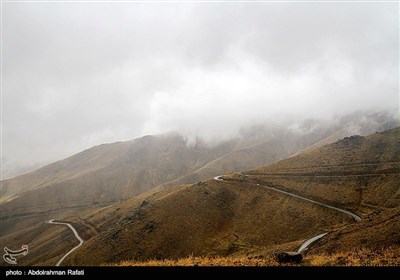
[{"x1": 2, "y1": 2, "x2": 399, "y2": 178}]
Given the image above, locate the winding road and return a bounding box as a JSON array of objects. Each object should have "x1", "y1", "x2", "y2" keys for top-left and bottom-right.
[
  {"x1": 213, "y1": 175, "x2": 361, "y2": 253},
  {"x1": 45, "y1": 174, "x2": 360, "y2": 265},
  {"x1": 297, "y1": 232, "x2": 328, "y2": 253},
  {"x1": 48, "y1": 219, "x2": 84, "y2": 266},
  {"x1": 256, "y1": 184, "x2": 361, "y2": 221}
]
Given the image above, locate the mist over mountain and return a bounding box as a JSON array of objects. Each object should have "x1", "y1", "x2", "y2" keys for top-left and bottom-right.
[
  {"x1": 3, "y1": 2, "x2": 398, "y2": 179},
  {"x1": 1, "y1": 2, "x2": 399, "y2": 267},
  {"x1": 3, "y1": 109, "x2": 398, "y2": 180},
  {"x1": 1, "y1": 110, "x2": 397, "y2": 238}
]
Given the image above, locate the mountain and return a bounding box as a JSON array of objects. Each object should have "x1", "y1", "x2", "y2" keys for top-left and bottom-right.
[
  {"x1": 238, "y1": 126, "x2": 400, "y2": 211},
  {"x1": 2, "y1": 111, "x2": 396, "y2": 212},
  {"x1": 0, "y1": 132, "x2": 239, "y2": 236},
  {"x1": 0, "y1": 112, "x2": 398, "y2": 266},
  {"x1": 66, "y1": 127, "x2": 400, "y2": 265},
  {"x1": 3, "y1": 126, "x2": 397, "y2": 266}
]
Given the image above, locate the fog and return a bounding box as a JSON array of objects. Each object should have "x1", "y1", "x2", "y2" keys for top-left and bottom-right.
[{"x1": 2, "y1": 2, "x2": 399, "y2": 178}]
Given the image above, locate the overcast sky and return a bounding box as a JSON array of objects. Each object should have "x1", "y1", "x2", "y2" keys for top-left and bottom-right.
[{"x1": 2, "y1": 2, "x2": 399, "y2": 179}]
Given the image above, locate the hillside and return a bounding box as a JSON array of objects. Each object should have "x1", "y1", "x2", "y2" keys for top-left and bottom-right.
[
  {"x1": 3, "y1": 113, "x2": 390, "y2": 237},
  {"x1": 2, "y1": 179, "x2": 352, "y2": 266},
  {"x1": 2, "y1": 127, "x2": 393, "y2": 266},
  {"x1": 0, "y1": 117, "x2": 398, "y2": 266},
  {"x1": 233, "y1": 127, "x2": 400, "y2": 212}
]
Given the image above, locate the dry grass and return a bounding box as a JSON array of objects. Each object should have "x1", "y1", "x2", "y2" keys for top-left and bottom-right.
[
  {"x1": 113, "y1": 247, "x2": 400, "y2": 267},
  {"x1": 114, "y1": 255, "x2": 279, "y2": 267},
  {"x1": 306, "y1": 247, "x2": 400, "y2": 266},
  {"x1": 64, "y1": 179, "x2": 351, "y2": 265}
]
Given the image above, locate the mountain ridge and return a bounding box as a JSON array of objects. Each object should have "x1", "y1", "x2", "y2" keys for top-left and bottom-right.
[
  {"x1": 0, "y1": 113, "x2": 398, "y2": 266},
  {"x1": 61, "y1": 126, "x2": 400, "y2": 265}
]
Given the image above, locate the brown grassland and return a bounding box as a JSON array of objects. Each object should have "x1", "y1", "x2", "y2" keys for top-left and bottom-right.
[
  {"x1": 114, "y1": 247, "x2": 400, "y2": 266},
  {"x1": 1, "y1": 127, "x2": 398, "y2": 266}
]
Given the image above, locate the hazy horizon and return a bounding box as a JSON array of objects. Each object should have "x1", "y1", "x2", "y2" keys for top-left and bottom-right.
[{"x1": 2, "y1": 2, "x2": 399, "y2": 179}]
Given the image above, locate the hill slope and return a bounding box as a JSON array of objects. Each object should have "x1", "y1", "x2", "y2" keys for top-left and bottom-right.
[
  {"x1": 12, "y1": 127, "x2": 393, "y2": 266},
  {"x1": 235, "y1": 127, "x2": 400, "y2": 212},
  {"x1": 4, "y1": 113, "x2": 390, "y2": 236},
  {"x1": 0, "y1": 115, "x2": 398, "y2": 266}
]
